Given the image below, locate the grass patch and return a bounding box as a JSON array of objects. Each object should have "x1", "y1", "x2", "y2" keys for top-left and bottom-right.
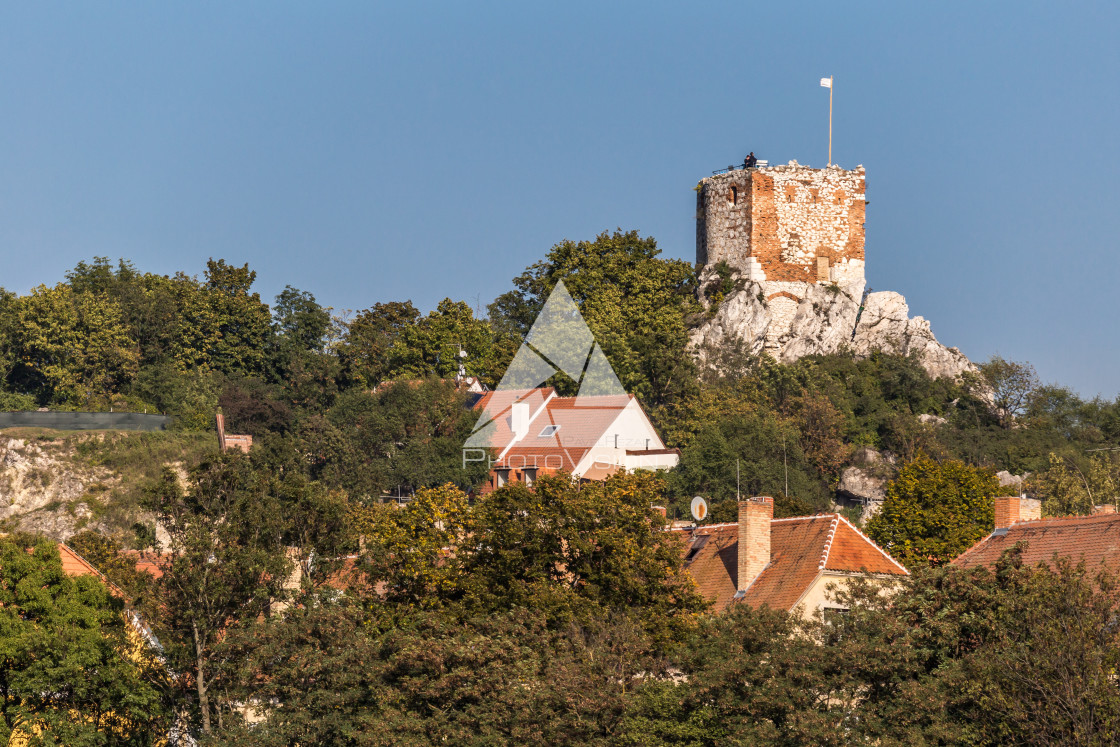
[{"x1": 71, "y1": 430, "x2": 216, "y2": 545}]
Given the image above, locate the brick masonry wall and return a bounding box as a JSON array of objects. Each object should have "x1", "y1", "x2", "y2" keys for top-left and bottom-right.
[
  {"x1": 738, "y1": 496, "x2": 774, "y2": 591},
  {"x1": 697, "y1": 162, "x2": 866, "y2": 291}
]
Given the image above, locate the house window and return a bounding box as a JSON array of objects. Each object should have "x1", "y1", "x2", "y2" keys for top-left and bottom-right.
[
  {"x1": 822, "y1": 606, "x2": 851, "y2": 642},
  {"x1": 522, "y1": 468, "x2": 538, "y2": 486},
  {"x1": 539, "y1": 424, "x2": 561, "y2": 438},
  {"x1": 495, "y1": 469, "x2": 510, "y2": 488}
]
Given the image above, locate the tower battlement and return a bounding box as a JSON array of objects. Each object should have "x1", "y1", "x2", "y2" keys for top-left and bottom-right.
[{"x1": 696, "y1": 161, "x2": 866, "y2": 297}]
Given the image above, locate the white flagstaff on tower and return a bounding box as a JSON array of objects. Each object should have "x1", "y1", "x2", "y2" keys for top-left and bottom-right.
[{"x1": 820, "y1": 76, "x2": 833, "y2": 166}]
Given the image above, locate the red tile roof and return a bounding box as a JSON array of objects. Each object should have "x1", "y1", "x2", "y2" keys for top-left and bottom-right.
[
  {"x1": 472, "y1": 389, "x2": 649, "y2": 471},
  {"x1": 123, "y1": 550, "x2": 169, "y2": 580},
  {"x1": 56, "y1": 544, "x2": 125, "y2": 597},
  {"x1": 953, "y1": 513, "x2": 1120, "y2": 571},
  {"x1": 673, "y1": 514, "x2": 908, "y2": 612}
]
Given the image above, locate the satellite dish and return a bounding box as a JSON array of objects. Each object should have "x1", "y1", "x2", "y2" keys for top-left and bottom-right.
[{"x1": 690, "y1": 496, "x2": 708, "y2": 522}]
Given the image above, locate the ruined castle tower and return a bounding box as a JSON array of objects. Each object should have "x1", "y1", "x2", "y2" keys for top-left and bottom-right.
[{"x1": 696, "y1": 161, "x2": 867, "y2": 340}]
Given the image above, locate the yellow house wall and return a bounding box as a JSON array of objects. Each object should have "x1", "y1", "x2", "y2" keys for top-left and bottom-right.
[{"x1": 790, "y1": 571, "x2": 903, "y2": 619}]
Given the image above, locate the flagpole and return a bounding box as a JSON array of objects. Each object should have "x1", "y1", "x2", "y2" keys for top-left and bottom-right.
[{"x1": 828, "y1": 76, "x2": 833, "y2": 166}]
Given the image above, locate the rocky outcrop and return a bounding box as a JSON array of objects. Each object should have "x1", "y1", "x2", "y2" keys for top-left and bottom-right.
[
  {"x1": 0, "y1": 437, "x2": 117, "y2": 539},
  {"x1": 693, "y1": 275, "x2": 974, "y2": 380},
  {"x1": 837, "y1": 466, "x2": 889, "y2": 524},
  {"x1": 838, "y1": 466, "x2": 887, "y2": 505},
  {"x1": 997, "y1": 470, "x2": 1031, "y2": 491}
]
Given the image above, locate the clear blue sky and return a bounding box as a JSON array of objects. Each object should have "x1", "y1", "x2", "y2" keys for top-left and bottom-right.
[{"x1": 2, "y1": 3, "x2": 1118, "y2": 397}]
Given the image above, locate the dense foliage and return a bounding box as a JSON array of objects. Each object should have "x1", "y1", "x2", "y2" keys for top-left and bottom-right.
[
  {"x1": 865, "y1": 455, "x2": 999, "y2": 569},
  {"x1": 2, "y1": 229, "x2": 1120, "y2": 742},
  {"x1": 0, "y1": 536, "x2": 170, "y2": 745}
]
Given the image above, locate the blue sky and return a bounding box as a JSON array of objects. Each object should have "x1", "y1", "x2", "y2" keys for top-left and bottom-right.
[{"x1": 1, "y1": 3, "x2": 1118, "y2": 397}]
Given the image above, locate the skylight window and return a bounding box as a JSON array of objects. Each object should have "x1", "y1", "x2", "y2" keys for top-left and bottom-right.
[{"x1": 539, "y1": 424, "x2": 561, "y2": 438}]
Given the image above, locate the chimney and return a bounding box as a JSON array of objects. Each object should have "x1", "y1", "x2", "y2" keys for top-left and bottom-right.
[
  {"x1": 1093, "y1": 504, "x2": 1117, "y2": 516},
  {"x1": 737, "y1": 496, "x2": 773, "y2": 592},
  {"x1": 215, "y1": 412, "x2": 227, "y2": 452},
  {"x1": 994, "y1": 496, "x2": 1041, "y2": 529},
  {"x1": 510, "y1": 402, "x2": 530, "y2": 442}
]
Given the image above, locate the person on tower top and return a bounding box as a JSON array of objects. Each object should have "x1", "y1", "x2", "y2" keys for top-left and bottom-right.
[{"x1": 744, "y1": 152, "x2": 758, "y2": 169}]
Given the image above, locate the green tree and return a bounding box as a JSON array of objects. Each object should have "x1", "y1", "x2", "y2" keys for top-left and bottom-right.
[
  {"x1": 668, "y1": 405, "x2": 830, "y2": 515},
  {"x1": 866, "y1": 454, "x2": 998, "y2": 568},
  {"x1": 355, "y1": 482, "x2": 471, "y2": 608},
  {"x1": 272, "y1": 285, "x2": 330, "y2": 356},
  {"x1": 489, "y1": 230, "x2": 699, "y2": 405},
  {"x1": 386, "y1": 298, "x2": 516, "y2": 387},
  {"x1": 307, "y1": 379, "x2": 488, "y2": 498},
  {"x1": 460, "y1": 472, "x2": 707, "y2": 642},
  {"x1": 1030, "y1": 452, "x2": 1119, "y2": 517},
  {"x1": 11, "y1": 284, "x2": 140, "y2": 406},
  {"x1": 361, "y1": 472, "x2": 707, "y2": 645},
  {"x1": 979, "y1": 355, "x2": 1041, "y2": 428},
  {"x1": 268, "y1": 286, "x2": 340, "y2": 412},
  {"x1": 147, "y1": 454, "x2": 291, "y2": 737},
  {"x1": 337, "y1": 301, "x2": 420, "y2": 389},
  {"x1": 217, "y1": 602, "x2": 666, "y2": 747},
  {"x1": 130, "y1": 362, "x2": 221, "y2": 430},
  {"x1": 200, "y1": 259, "x2": 273, "y2": 376},
  {"x1": 0, "y1": 536, "x2": 169, "y2": 745}
]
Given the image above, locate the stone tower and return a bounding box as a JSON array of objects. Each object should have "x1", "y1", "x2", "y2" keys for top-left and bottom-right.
[
  {"x1": 691, "y1": 161, "x2": 974, "y2": 380},
  {"x1": 696, "y1": 161, "x2": 868, "y2": 332}
]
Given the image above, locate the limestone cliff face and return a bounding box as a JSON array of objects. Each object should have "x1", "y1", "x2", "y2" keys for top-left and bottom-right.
[
  {"x1": 0, "y1": 437, "x2": 115, "y2": 538},
  {"x1": 692, "y1": 276, "x2": 974, "y2": 380},
  {"x1": 0, "y1": 434, "x2": 190, "y2": 542}
]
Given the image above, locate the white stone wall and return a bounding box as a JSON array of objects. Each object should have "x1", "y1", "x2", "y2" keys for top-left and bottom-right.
[{"x1": 766, "y1": 163, "x2": 865, "y2": 271}]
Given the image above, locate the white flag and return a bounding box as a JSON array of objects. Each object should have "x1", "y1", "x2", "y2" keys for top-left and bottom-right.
[{"x1": 820, "y1": 77, "x2": 832, "y2": 88}]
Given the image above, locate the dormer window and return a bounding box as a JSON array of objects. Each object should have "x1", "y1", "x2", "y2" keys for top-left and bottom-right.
[{"x1": 539, "y1": 424, "x2": 561, "y2": 438}]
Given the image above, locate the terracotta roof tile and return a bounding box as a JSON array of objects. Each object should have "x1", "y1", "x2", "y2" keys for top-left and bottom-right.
[
  {"x1": 953, "y1": 513, "x2": 1120, "y2": 571},
  {"x1": 824, "y1": 519, "x2": 910, "y2": 575},
  {"x1": 56, "y1": 544, "x2": 125, "y2": 597},
  {"x1": 473, "y1": 389, "x2": 653, "y2": 472},
  {"x1": 672, "y1": 514, "x2": 907, "y2": 613}
]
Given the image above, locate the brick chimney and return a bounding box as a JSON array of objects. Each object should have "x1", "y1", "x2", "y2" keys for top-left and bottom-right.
[
  {"x1": 737, "y1": 497, "x2": 773, "y2": 592},
  {"x1": 994, "y1": 496, "x2": 1042, "y2": 529}
]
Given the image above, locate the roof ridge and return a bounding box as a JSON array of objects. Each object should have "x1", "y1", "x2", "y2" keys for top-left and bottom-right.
[
  {"x1": 1012, "y1": 513, "x2": 1120, "y2": 526},
  {"x1": 818, "y1": 515, "x2": 841, "y2": 570},
  {"x1": 666, "y1": 522, "x2": 738, "y2": 533},
  {"x1": 58, "y1": 542, "x2": 126, "y2": 597},
  {"x1": 832, "y1": 514, "x2": 910, "y2": 575},
  {"x1": 951, "y1": 531, "x2": 992, "y2": 565},
  {"x1": 772, "y1": 514, "x2": 836, "y2": 524}
]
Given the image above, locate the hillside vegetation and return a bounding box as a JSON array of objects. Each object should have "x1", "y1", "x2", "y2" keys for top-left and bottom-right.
[
  {"x1": 0, "y1": 233, "x2": 1117, "y2": 540},
  {"x1": 3, "y1": 234, "x2": 1119, "y2": 743}
]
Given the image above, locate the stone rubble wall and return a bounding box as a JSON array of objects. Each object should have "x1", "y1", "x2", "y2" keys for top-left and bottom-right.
[
  {"x1": 694, "y1": 161, "x2": 973, "y2": 380},
  {"x1": 697, "y1": 161, "x2": 866, "y2": 297}
]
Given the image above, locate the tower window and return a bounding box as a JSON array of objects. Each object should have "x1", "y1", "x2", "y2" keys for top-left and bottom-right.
[{"x1": 728, "y1": 186, "x2": 738, "y2": 205}]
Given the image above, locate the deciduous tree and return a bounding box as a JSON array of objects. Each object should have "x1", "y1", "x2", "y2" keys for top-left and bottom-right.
[{"x1": 866, "y1": 454, "x2": 998, "y2": 568}]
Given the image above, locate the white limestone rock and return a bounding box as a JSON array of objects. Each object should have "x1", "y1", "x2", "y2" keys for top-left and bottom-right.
[
  {"x1": 692, "y1": 281, "x2": 974, "y2": 380},
  {"x1": 838, "y1": 466, "x2": 887, "y2": 504}
]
